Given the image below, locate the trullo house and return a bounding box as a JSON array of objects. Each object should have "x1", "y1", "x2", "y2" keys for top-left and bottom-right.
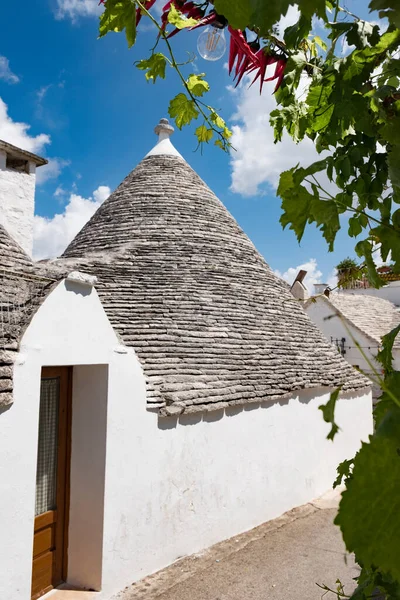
[{"x1": 0, "y1": 122, "x2": 372, "y2": 600}]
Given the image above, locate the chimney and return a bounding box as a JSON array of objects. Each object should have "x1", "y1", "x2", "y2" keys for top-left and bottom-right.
[
  {"x1": 314, "y1": 283, "x2": 328, "y2": 295},
  {"x1": 0, "y1": 140, "x2": 47, "y2": 257},
  {"x1": 290, "y1": 269, "x2": 309, "y2": 301}
]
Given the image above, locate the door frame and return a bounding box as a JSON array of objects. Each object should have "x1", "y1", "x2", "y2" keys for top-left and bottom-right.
[{"x1": 33, "y1": 367, "x2": 72, "y2": 597}]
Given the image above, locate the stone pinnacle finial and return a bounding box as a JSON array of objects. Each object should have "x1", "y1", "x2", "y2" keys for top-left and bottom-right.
[{"x1": 155, "y1": 118, "x2": 174, "y2": 140}]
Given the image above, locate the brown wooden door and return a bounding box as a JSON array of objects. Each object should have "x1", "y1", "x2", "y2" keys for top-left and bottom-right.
[{"x1": 31, "y1": 367, "x2": 72, "y2": 600}]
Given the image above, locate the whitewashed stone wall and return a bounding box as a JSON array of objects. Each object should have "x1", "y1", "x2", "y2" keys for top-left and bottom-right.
[{"x1": 0, "y1": 149, "x2": 36, "y2": 256}]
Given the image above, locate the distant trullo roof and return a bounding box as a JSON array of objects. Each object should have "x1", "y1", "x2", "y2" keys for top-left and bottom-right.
[{"x1": 60, "y1": 119, "x2": 367, "y2": 415}]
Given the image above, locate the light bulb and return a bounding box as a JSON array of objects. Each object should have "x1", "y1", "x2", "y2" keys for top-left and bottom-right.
[{"x1": 197, "y1": 25, "x2": 226, "y2": 61}]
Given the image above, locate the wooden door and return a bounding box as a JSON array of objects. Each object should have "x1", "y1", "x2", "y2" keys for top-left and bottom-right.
[{"x1": 31, "y1": 367, "x2": 72, "y2": 600}]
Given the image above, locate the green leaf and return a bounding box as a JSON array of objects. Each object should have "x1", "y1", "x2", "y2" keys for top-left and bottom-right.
[
  {"x1": 314, "y1": 35, "x2": 327, "y2": 52},
  {"x1": 369, "y1": 0, "x2": 400, "y2": 28},
  {"x1": 355, "y1": 239, "x2": 384, "y2": 288},
  {"x1": 374, "y1": 372, "x2": 400, "y2": 428},
  {"x1": 195, "y1": 125, "x2": 213, "y2": 143},
  {"x1": 213, "y1": 0, "x2": 326, "y2": 35},
  {"x1": 168, "y1": 93, "x2": 199, "y2": 129},
  {"x1": 210, "y1": 110, "x2": 226, "y2": 129},
  {"x1": 348, "y1": 216, "x2": 363, "y2": 238},
  {"x1": 167, "y1": 4, "x2": 198, "y2": 29},
  {"x1": 284, "y1": 14, "x2": 312, "y2": 48},
  {"x1": 186, "y1": 74, "x2": 210, "y2": 97},
  {"x1": 346, "y1": 21, "x2": 380, "y2": 50},
  {"x1": 99, "y1": 0, "x2": 136, "y2": 48},
  {"x1": 333, "y1": 458, "x2": 354, "y2": 489},
  {"x1": 310, "y1": 197, "x2": 340, "y2": 251},
  {"x1": 335, "y1": 407, "x2": 400, "y2": 581},
  {"x1": 388, "y1": 147, "x2": 400, "y2": 189},
  {"x1": 279, "y1": 181, "x2": 312, "y2": 244},
  {"x1": 319, "y1": 388, "x2": 341, "y2": 441},
  {"x1": 136, "y1": 53, "x2": 167, "y2": 83},
  {"x1": 377, "y1": 325, "x2": 400, "y2": 373}
]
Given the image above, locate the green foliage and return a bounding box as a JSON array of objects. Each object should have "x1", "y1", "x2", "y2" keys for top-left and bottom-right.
[
  {"x1": 335, "y1": 257, "x2": 358, "y2": 270},
  {"x1": 186, "y1": 73, "x2": 210, "y2": 97},
  {"x1": 167, "y1": 4, "x2": 198, "y2": 29},
  {"x1": 273, "y1": 23, "x2": 400, "y2": 276},
  {"x1": 136, "y1": 53, "x2": 167, "y2": 83},
  {"x1": 212, "y1": 0, "x2": 326, "y2": 36},
  {"x1": 333, "y1": 458, "x2": 354, "y2": 489},
  {"x1": 168, "y1": 93, "x2": 199, "y2": 128},
  {"x1": 335, "y1": 407, "x2": 400, "y2": 583},
  {"x1": 377, "y1": 324, "x2": 400, "y2": 373},
  {"x1": 318, "y1": 388, "x2": 341, "y2": 441},
  {"x1": 99, "y1": 0, "x2": 136, "y2": 47},
  {"x1": 195, "y1": 125, "x2": 213, "y2": 143}
]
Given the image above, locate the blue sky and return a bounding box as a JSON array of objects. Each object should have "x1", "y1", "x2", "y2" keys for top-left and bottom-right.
[{"x1": 0, "y1": 0, "x2": 372, "y2": 288}]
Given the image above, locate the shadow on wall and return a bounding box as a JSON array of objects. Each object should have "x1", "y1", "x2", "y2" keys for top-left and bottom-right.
[
  {"x1": 0, "y1": 403, "x2": 12, "y2": 417},
  {"x1": 156, "y1": 387, "x2": 331, "y2": 431}
]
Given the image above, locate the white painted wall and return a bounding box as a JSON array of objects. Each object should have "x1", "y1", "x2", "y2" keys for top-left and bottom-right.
[
  {"x1": 341, "y1": 282, "x2": 400, "y2": 306},
  {"x1": 0, "y1": 279, "x2": 373, "y2": 600},
  {"x1": 68, "y1": 365, "x2": 109, "y2": 591},
  {"x1": 0, "y1": 149, "x2": 36, "y2": 256}
]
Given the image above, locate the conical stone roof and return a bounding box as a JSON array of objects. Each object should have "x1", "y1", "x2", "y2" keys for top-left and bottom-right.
[{"x1": 62, "y1": 120, "x2": 368, "y2": 415}]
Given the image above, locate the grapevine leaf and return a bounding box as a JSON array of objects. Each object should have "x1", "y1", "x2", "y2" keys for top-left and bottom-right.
[
  {"x1": 309, "y1": 197, "x2": 340, "y2": 251},
  {"x1": 319, "y1": 388, "x2": 341, "y2": 441},
  {"x1": 388, "y1": 147, "x2": 400, "y2": 189},
  {"x1": 369, "y1": 0, "x2": 400, "y2": 28},
  {"x1": 355, "y1": 240, "x2": 384, "y2": 288},
  {"x1": 168, "y1": 93, "x2": 199, "y2": 129},
  {"x1": 284, "y1": 14, "x2": 312, "y2": 48},
  {"x1": 348, "y1": 216, "x2": 363, "y2": 238},
  {"x1": 186, "y1": 74, "x2": 210, "y2": 97},
  {"x1": 374, "y1": 373, "x2": 400, "y2": 428},
  {"x1": 377, "y1": 325, "x2": 400, "y2": 373},
  {"x1": 195, "y1": 125, "x2": 213, "y2": 143},
  {"x1": 333, "y1": 458, "x2": 354, "y2": 489},
  {"x1": 213, "y1": 0, "x2": 326, "y2": 35},
  {"x1": 167, "y1": 4, "x2": 198, "y2": 28},
  {"x1": 136, "y1": 53, "x2": 167, "y2": 83},
  {"x1": 210, "y1": 111, "x2": 226, "y2": 129},
  {"x1": 99, "y1": 0, "x2": 136, "y2": 48},
  {"x1": 280, "y1": 184, "x2": 312, "y2": 244},
  {"x1": 346, "y1": 21, "x2": 380, "y2": 49},
  {"x1": 314, "y1": 35, "x2": 327, "y2": 52},
  {"x1": 335, "y1": 407, "x2": 400, "y2": 581}
]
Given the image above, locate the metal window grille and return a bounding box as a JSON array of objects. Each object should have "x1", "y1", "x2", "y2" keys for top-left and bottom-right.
[{"x1": 35, "y1": 377, "x2": 60, "y2": 516}]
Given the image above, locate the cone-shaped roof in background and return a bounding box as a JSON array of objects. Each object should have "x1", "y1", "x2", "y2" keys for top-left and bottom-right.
[{"x1": 62, "y1": 119, "x2": 368, "y2": 415}]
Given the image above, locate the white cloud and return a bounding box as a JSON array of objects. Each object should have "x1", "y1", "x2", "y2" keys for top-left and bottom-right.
[
  {"x1": 0, "y1": 97, "x2": 69, "y2": 184},
  {"x1": 274, "y1": 258, "x2": 323, "y2": 293},
  {"x1": 275, "y1": 259, "x2": 339, "y2": 294},
  {"x1": 33, "y1": 185, "x2": 111, "y2": 260},
  {"x1": 277, "y1": 5, "x2": 300, "y2": 36},
  {"x1": 36, "y1": 158, "x2": 70, "y2": 185},
  {"x1": 55, "y1": 0, "x2": 103, "y2": 20},
  {"x1": 0, "y1": 56, "x2": 19, "y2": 84},
  {"x1": 229, "y1": 78, "x2": 321, "y2": 196},
  {"x1": 54, "y1": 185, "x2": 67, "y2": 198},
  {"x1": 0, "y1": 97, "x2": 50, "y2": 153},
  {"x1": 55, "y1": 0, "x2": 161, "y2": 23}
]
